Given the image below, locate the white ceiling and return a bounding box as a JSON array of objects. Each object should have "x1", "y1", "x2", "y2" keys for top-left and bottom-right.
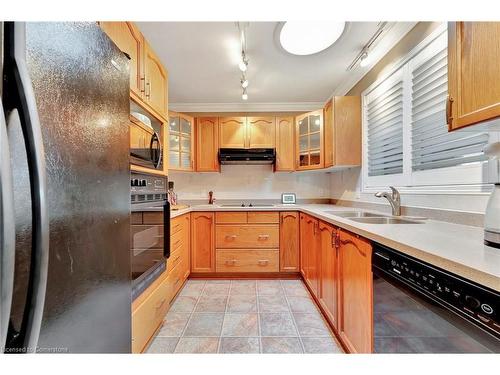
[{"x1": 137, "y1": 22, "x2": 416, "y2": 111}]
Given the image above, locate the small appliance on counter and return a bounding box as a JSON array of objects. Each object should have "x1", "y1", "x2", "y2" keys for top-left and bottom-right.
[
  {"x1": 130, "y1": 173, "x2": 169, "y2": 300},
  {"x1": 483, "y1": 142, "x2": 500, "y2": 248},
  {"x1": 281, "y1": 193, "x2": 296, "y2": 204},
  {"x1": 167, "y1": 180, "x2": 178, "y2": 206}
]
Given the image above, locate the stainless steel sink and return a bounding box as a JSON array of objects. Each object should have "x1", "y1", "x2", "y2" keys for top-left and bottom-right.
[
  {"x1": 349, "y1": 217, "x2": 423, "y2": 224},
  {"x1": 324, "y1": 211, "x2": 388, "y2": 218}
]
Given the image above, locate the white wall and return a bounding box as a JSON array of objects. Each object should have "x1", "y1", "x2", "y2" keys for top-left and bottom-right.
[
  {"x1": 330, "y1": 168, "x2": 490, "y2": 214},
  {"x1": 170, "y1": 165, "x2": 331, "y2": 201}
]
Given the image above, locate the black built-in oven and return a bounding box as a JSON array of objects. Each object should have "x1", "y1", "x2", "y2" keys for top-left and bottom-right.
[
  {"x1": 372, "y1": 243, "x2": 500, "y2": 353},
  {"x1": 130, "y1": 173, "x2": 169, "y2": 300}
]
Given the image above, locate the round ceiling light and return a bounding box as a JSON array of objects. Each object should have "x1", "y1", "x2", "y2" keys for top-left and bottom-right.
[{"x1": 279, "y1": 21, "x2": 346, "y2": 56}]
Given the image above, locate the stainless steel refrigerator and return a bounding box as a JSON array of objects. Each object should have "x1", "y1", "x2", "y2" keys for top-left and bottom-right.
[{"x1": 1, "y1": 22, "x2": 131, "y2": 353}]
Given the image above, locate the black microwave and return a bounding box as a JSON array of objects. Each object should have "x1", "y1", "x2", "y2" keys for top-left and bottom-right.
[{"x1": 130, "y1": 119, "x2": 163, "y2": 169}]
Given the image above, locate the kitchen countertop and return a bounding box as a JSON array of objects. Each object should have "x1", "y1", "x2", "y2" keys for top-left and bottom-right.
[{"x1": 132, "y1": 202, "x2": 500, "y2": 292}]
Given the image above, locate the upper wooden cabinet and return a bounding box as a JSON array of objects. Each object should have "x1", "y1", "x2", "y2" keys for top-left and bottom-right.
[
  {"x1": 324, "y1": 96, "x2": 361, "y2": 167},
  {"x1": 275, "y1": 117, "x2": 295, "y2": 171},
  {"x1": 195, "y1": 117, "x2": 219, "y2": 172},
  {"x1": 296, "y1": 110, "x2": 324, "y2": 170},
  {"x1": 190, "y1": 212, "x2": 215, "y2": 273},
  {"x1": 247, "y1": 117, "x2": 276, "y2": 148},
  {"x1": 169, "y1": 112, "x2": 194, "y2": 171},
  {"x1": 99, "y1": 22, "x2": 168, "y2": 119},
  {"x1": 99, "y1": 22, "x2": 144, "y2": 97},
  {"x1": 338, "y1": 230, "x2": 373, "y2": 354},
  {"x1": 448, "y1": 22, "x2": 500, "y2": 130},
  {"x1": 219, "y1": 117, "x2": 247, "y2": 148},
  {"x1": 144, "y1": 41, "x2": 168, "y2": 117}
]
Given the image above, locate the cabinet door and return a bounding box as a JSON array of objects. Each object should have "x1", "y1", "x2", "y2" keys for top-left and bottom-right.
[
  {"x1": 247, "y1": 117, "x2": 275, "y2": 148},
  {"x1": 296, "y1": 110, "x2": 324, "y2": 170},
  {"x1": 196, "y1": 117, "x2": 219, "y2": 172},
  {"x1": 300, "y1": 214, "x2": 320, "y2": 296},
  {"x1": 181, "y1": 214, "x2": 191, "y2": 279},
  {"x1": 279, "y1": 212, "x2": 299, "y2": 272},
  {"x1": 169, "y1": 112, "x2": 194, "y2": 171},
  {"x1": 190, "y1": 212, "x2": 215, "y2": 273},
  {"x1": 144, "y1": 41, "x2": 168, "y2": 117},
  {"x1": 219, "y1": 117, "x2": 247, "y2": 148},
  {"x1": 334, "y1": 96, "x2": 361, "y2": 166},
  {"x1": 323, "y1": 100, "x2": 334, "y2": 168},
  {"x1": 275, "y1": 117, "x2": 295, "y2": 171},
  {"x1": 448, "y1": 22, "x2": 500, "y2": 130},
  {"x1": 339, "y1": 230, "x2": 373, "y2": 353},
  {"x1": 319, "y1": 221, "x2": 339, "y2": 330},
  {"x1": 299, "y1": 213, "x2": 308, "y2": 277},
  {"x1": 99, "y1": 22, "x2": 144, "y2": 96}
]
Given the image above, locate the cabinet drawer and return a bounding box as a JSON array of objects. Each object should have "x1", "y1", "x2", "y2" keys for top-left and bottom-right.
[
  {"x1": 166, "y1": 247, "x2": 182, "y2": 274},
  {"x1": 131, "y1": 212, "x2": 143, "y2": 224},
  {"x1": 216, "y1": 212, "x2": 248, "y2": 224},
  {"x1": 170, "y1": 229, "x2": 183, "y2": 252},
  {"x1": 132, "y1": 275, "x2": 171, "y2": 353},
  {"x1": 216, "y1": 249, "x2": 279, "y2": 272},
  {"x1": 143, "y1": 212, "x2": 163, "y2": 225},
  {"x1": 168, "y1": 259, "x2": 187, "y2": 302},
  {"x1": 131, "y1": 225, "x2": 164, "y2": 249},
  {"x1": 171, "y1": 216, "x2": 185, "y2": 235},
  {"x1": 216, "y1": 225, "x2": 279, "y2": 248},
  {"x1": 247, "y1": 211, "x2": 279, "y2": 223}
]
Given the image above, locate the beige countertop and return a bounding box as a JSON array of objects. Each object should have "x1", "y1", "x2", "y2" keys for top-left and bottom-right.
[{"x1": 133, "y1": 203, "x2": 500, "y2": 292}]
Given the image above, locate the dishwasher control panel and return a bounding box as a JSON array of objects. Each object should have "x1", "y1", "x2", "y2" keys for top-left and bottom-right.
[{"x1": 372, "y1": 244, "x2": 500, "y2": 339}]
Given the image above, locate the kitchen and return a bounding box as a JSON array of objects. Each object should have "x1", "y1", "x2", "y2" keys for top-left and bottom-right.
[{"x1": 1, "y1": 1, "x2": 500, "y2": 372}]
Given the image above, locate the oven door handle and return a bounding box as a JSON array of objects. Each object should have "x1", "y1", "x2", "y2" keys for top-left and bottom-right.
[{"x1": 163, "y1": 200, "x2": 170, "y2": 259}]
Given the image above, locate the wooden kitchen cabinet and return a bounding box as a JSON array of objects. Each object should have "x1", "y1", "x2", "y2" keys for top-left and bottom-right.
[
  {"x1": 144, "y1": 40, "x2": 168, "y2": 117},
  {"x1": 300, "y1": 213, "x2": 321, "y2": 296},
  {"x1": 275, "y1": 116, "x2": 295, "y2": 171},
  {"x1": 324, "y1": 96, "x2": 361, "y2": 167},
  {"x1": 280, "y1": 212, "x2": 299, "y2": 272},
  {"x1": 195, "y1": 117, "x2": 219, "y2": 172},
  {"x1": 296, "y1": 110, "x2": 324, "y2": 170},
  {"x1": 338, "y1": 230, "x2": 373, "y2": 353},
  {"x1": 99, "y1": 22, "x2": 144, "y2": 97},
  {"x1": 219, "y1": 117, "x2": 247, "y2": 148},
  {"x1": 190, "y1": 212, "x2": 215, "y2": 273},
  {"x1": 169, "y1": 111, "x2": 194, "y2": 171},
  {"x1": 448, "y1": 22, "x2": 500, "y2": 130},
  {"x1": 247, "y1": 117, "x2": 276, "y2": 148},
  {"x1": 318, "y1": 221, "x2": 340, "y2": 330}
]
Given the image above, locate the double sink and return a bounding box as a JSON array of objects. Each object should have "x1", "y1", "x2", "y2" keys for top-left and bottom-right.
[{"x1": 325, "y1": 211, "x2": 425, "y2": 224}]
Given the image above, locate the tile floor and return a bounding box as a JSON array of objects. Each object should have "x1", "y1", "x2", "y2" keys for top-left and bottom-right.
[{"x1": 146, "y1": 279, "x2": 344, "y2": 354}]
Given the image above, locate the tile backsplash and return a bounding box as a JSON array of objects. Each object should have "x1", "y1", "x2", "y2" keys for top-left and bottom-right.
[{"x1": 169, "y1": 165, "x2": 330, "y2": 201}]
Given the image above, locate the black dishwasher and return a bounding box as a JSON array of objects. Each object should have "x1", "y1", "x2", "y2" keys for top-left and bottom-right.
[{"x1": 372, "y1": 243, "x2": 500, "y2": 353}]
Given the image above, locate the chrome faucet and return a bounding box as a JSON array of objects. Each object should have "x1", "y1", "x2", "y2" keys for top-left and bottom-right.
[{"x1": 375, "y1": 186, "x2": 401, "y2": 216}]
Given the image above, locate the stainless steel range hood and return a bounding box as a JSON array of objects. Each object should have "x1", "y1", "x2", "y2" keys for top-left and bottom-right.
[{"x1": 219, "y1": 148, "x2": 276, "y2": 165}]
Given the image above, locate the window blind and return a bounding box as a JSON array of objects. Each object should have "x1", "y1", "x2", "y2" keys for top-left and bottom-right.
[
  {"x1": 367, "y1": 78, "x2": 404, "y2": 176},
  {"x1": 411, "y1": 45, "x2": 488, "y2": 171}
]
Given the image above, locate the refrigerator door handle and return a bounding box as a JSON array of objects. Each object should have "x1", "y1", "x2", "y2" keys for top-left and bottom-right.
[
  {"x1": 4, "y1": 22, "x2": 49, "y2": 352},
  {"x1": 0, "y1": 101, "x2": 16, "y2": 349}
]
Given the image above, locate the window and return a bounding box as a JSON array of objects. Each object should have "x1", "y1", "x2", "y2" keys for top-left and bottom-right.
[{"x1": 363, "y1": 25, "x2": 495, "y2": 192}]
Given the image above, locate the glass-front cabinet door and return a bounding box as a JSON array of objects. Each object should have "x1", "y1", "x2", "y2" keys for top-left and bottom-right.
[
  {"x1": 296, "y1": 109, "x2": 324, "y2": 170},
  {"x1": 169, "y1": 112, "x2": 194, "y2": 171}
]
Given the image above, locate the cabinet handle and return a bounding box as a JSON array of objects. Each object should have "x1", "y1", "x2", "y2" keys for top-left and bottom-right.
[
  {"x1": 225, "y1": 259, "x2": 237, "y2": 266},
  {"x1": 258, "y1": 234, "x2": 270, "y2": 240},
  {"x1": 146, "y1": 81, "x2": 151, "y2": 99},
  {"x1": 257, "y1": 259, "x2": 269, "y2": 266},
  {"x1": 225, "y1": 235, "x2": 237, "y2": 240},
  {"x1": 173, "y1": 239, "x2": 181, "y2": 247},
  {"x1": 155, "y1": 298, "x2": 167, "y2": 311},
  {"x1": 446, "y1": 95, "x2": 454, "y2": 125},
  {"x1": 174, "y1": 278, "x2": 181, "y2": 285},
  {"x1": 173, "y1": 255, "x2": 180, "y2": 263},
  {"x1": 140, "y1": 76, "x2": 146, "y2": 93}
]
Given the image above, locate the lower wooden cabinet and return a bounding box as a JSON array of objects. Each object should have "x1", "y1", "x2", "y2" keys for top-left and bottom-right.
[
  {"x1": 131, "y1": 274, "x2": 171, "y2": 353},
  {"x1": 216, "y1": 249, "x2": 279, "y2": 272},
  {"x1": 338, "y1": 229, "x2": 373, "y2": 353},
  {"x1": 190, "y1": 212, "x2": 215, "y2": 273},
  {"x1": 318, "y1": 221, "x2": 340, "y2": 330},
  {"x1": 300, "y1": 213, "x2": 321, "y2": 296},
  {"x1": 280, "y1": 212, "x2": 299, "y2": 272}
]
